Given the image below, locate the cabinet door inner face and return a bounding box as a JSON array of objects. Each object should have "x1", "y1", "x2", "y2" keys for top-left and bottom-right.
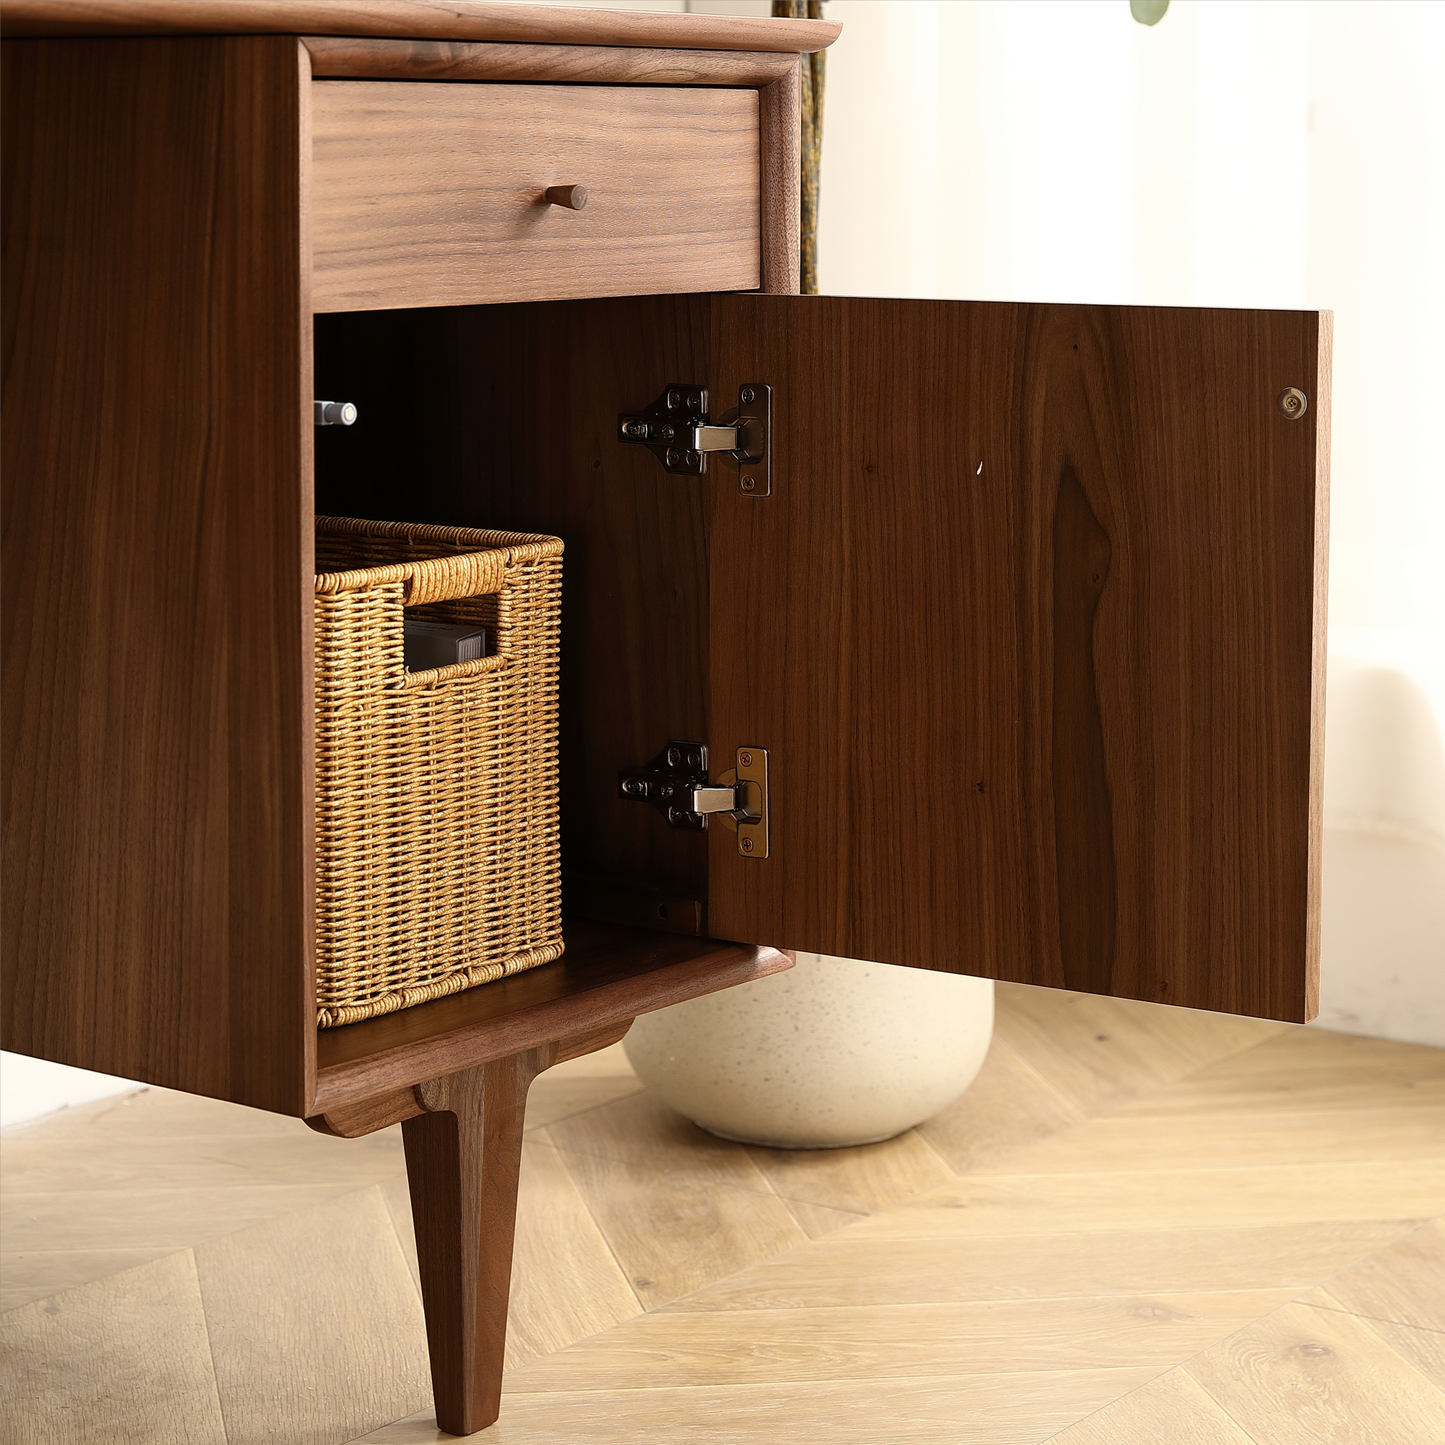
[{"x1": 707, "y1": 295, "x2": 1327, "y2": 1023}]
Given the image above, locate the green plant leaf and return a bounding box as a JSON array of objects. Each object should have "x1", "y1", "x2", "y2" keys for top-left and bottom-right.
[{"x1": 1131, "y1": 0, "x2": 1169, "y2": 24}]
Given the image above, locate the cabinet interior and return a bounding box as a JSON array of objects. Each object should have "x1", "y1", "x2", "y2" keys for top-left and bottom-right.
[{"x1": 313, "y1": 296, "x2": 718, "y2": 969}]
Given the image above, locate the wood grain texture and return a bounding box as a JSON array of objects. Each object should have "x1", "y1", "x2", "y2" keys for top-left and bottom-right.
[
  {"x1": 384, "y1": 1370, "x2": 1162, "y2": 1445},
  {"x1": 709, "y1": 296, "x2": 1328, "y2": 1021},
  {"x1": 312, "y1": 297, "x2": 716, "y2": 905},
  {"x1": 1305, "y1": 1217, "x2": 1445, "y2": 1333},
  {"x1": 7, "y1": 980, "x2": 1443, "y2": 1443},
  {"x1": 741, "y1": 1129, "x2": 954, "y2": 1216},
  {"x1": 759, "y1": 62, "x2": 802, "y2": 294},
  {"x1": 0, "y1": 1246, "x2": 180, "y2": 1313},
  {"x1": 311, "y1": 81, "x2": 759, "y2": 312},
  {"x1": 501, "y1": 1139, "x2": 643, "y2": 1370},
  {"x1": 313, "y1": 921, "x2": 791, "y2": 1110},
  {"x1": 1, "y1": 36, "x2": 315, "y2": 1113},
  {"x1": 540, "y1": 1134, "x2": 808, "y2": 1311},
  {"x1": 1042, "y1": 1366, "x2": 1257, "y2": 1445},
  {"x1": 403, "y1": 1053, "x2": 551, "y2": 1436},
  {"x1": 304, "y1": 35, "x2": 797, "y2": 86},
  {"x1": 0, "y1": 1, "x2": 843, "y2": 54},
  {"x1": 1184, "y1": 1300, "x2": 1445, "y2": 1444},
  {"x1": 511, "y1": 1289, "x2": 1296, "y2": 1390},
  {"x1": 842, "y1": 1164, "x2": 1445, "y2": 1243},
  {"x1": 193, "y1": 1188, "x2": 430, "y2": 1445},
  {"x1": 673, "y1": 1221, "x2": 1425, "y2": 1315},
  {"x1": 990, "y1": 984, "x2": 1289, "y2": 1118},
  {"x1": 0, "y1": 1250, "x2": 228, "y2": 1445}
]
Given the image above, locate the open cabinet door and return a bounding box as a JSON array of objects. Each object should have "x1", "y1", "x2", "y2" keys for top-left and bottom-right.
[{"x1": 708, "y1": 295, "x2": 1329, "y2": 1022}]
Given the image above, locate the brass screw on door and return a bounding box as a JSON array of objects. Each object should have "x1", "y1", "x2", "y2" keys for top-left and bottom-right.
[{"x1": 1277, "y1": 387, "x2": 1308, "y2": 419}]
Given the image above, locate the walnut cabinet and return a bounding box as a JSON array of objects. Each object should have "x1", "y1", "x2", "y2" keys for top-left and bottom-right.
[{"x1": 0, "y1": 2, "x2": 1329, "y2": 1435}]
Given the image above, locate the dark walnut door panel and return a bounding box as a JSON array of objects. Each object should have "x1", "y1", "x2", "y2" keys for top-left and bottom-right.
[{"x1": 708, "y1": 296, "x2": 1329, "y2": 1022}]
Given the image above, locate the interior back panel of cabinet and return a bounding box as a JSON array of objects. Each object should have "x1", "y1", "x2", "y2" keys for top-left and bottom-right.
[{"x1": 313, "y1": 297, "x2": 711, "y2": 914}]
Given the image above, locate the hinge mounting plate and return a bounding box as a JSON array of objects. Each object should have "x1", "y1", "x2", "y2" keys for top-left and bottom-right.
[
  {"x1": 619, "y1": 741, "x2": 770, "y2": 856},
  {"x1": 618, "y1": 383, "x2": 771, "y2": 495}
]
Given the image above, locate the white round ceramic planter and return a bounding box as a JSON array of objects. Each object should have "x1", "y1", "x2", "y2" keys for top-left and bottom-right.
[{"x1": 622, "y1": 952, "x2": 995, "y2": 1149}]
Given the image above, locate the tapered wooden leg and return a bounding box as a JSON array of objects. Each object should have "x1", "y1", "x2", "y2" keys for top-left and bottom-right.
[{"x1": 400, "y1": 1022, "x2": 630, "y2": 1436}]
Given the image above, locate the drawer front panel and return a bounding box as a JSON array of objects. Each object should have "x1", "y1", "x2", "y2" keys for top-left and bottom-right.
[{"x1": 310, "y1": 81, "x2": 760, "y2": 312}]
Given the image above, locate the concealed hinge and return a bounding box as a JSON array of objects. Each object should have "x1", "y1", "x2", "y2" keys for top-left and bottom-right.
[
  {"x1": 619, "y1": 741, "x2": 770, "y2": 858},
  {"x1": 617, "y1": 383, "x2": 771, "y2": 495}
]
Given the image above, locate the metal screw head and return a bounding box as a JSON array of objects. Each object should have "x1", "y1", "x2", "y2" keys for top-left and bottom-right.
[
  {"x1": 740, "y1": 836, "x2": 755, "y2": 853},
  {"x1": 740, "y1": 386, "x2": 756, "y2": 405},
  {"x1": 667, "y1": 806, "x2": 682, "y2": 826},
  {"x1": 665, "y1": 447, "x2": 681, "y2": 468},
  {"x1": 1277, "y1": 387, "x2": 1308, "y2": 419},
  {"x1": 738, "y1": 751, "x2": 753, "y2": 768},
  {"x1": 621, "y1": 418, "x2": 648, "y2": 439},
  {"x1": 687, "y1": 391, "x2": 703, "y2": 411},
  {"x1": 687, "y1": 749, "x2": 702, "y2": 769},
  {"x1": 685, "y1": 450, "x2": 701, "y2": 469},
  {"x1": 666, "y1": 745, "x2": 682, "y2": 767},
  {"x1": 666, "y1": 390, "x2": 681, "y2": 410},
  {"x1": 623, "y1": 777, "x2": 647, "y2": 797},
  {"x1": 740, "y1": 476, "x2": 756, "y2": 493},
  {"x1": 658, "y1": 424, "x2": 675, "y2": 441}
]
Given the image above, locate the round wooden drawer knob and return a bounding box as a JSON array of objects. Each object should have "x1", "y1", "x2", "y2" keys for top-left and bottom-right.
[{"x1": 544, "y1": 184, "x2": 588, "y2": 211}]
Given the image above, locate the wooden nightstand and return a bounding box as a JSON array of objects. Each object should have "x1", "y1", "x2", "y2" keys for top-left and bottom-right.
[{"x1": 1, "y1": 1, "x2": 1329, "y2": 1434}]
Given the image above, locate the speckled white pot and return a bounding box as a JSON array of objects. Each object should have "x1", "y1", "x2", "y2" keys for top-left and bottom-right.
[{"x1": 622, "y1": 953, "x2": 995, "y2": 1149}]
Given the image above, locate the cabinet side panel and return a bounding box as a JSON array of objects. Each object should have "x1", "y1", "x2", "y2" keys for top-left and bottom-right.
[
  {"x1": 710, "y1": 296, "x2": 1324, "y2": 1023},
  {"x1": 0, "y1": 37, "x2": 313, "y2": 1112}
]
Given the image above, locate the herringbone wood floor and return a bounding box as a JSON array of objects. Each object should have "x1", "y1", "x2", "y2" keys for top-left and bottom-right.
[{"x1": 3, "y1": 980, "x2": 1443, "y2": 1443}]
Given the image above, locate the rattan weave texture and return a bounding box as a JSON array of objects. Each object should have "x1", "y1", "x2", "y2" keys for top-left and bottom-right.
[{"x1": 313, "y1": 517, "x2": 564, "y2": 1028}]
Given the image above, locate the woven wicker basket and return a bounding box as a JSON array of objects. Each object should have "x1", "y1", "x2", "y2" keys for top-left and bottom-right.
[{"x1": 313, "y1": 517, "x2": 564, "y2": 1028}]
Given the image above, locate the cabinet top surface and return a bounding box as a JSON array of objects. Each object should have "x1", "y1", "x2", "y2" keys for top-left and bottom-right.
[{"x1": 0, "y1": 0, "x2": 841, "y2": 52}]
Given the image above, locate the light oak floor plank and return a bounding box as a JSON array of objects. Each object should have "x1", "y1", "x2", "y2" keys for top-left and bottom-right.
[
  {"x1": 0, "y1": 1249, "x2": 227, "y2": 1445},
  {"x1": 0, "y1": 1128, "x2": 407, "y2": 1195},
  {"x1": 193, "y1": 1185, "x2": 431, "y2": 1445},
  {"x1": 1122, "y1": 1026, "x2": 1445, "y2": 1118},
  {"x1": 542, "y1": 1089, "x2": 783, "y2": 1196},
  {"x1": 991, "y1": 983, "x2": 1291, "y2": 1118},
  {"x1": 1339, "y1": 1309, "x2": 1445, "y2": 1391},
  {"x1": 1039, "y1": 1365, "x2": 1257, "y2": 1444},
  {"x1": 840, "y1": 1162, "x2": 1445, "y2": 1241},
  {"x1": 779, "y1": 1197, "x2": 867, "y2": 1240},
  {"x1": 660, "y1": 1220, "x2": 1425, "y2": 1313},
  {"x1": 505, "y1": 1290, "x2": 1299, "y2": 1391},
  {"x1": 507, "y1": 1138, "x2": 643, "y2": 1369},
  {"x1": 523, "y1": 1041, "x2": 645, "y2": 1134},
  {"x1": 0, "y1": 1246, "x2": 182, "y2": 1313},
  {"x1": 915, "y1": 1033, "x2": 1088, "y2": 1175},
  {"x1": 742, "y1": 1127, "x2": 955, "y2": 1215},
  {"x1": 0, "y1": 1182, "x2": 378, "y2": 1254},
  {"x1": 542, "y1": 1135, "x2": 808, "y2": 1309},
  {"x1": 8, "y1": 985, "x2": 1444, "y2": 1444},
  {"x1": 353, "y1": 1367, "x2": 1165, "y2": 1444},
  {"x1": 2, "y1": 1085, "x2": 309, "y2": 1142},
  {"x1": 1302, "y1": 1216, "x2": 1445, "y2": 1332},
  {"x1": 977, "y1": 1105, "x2": 1445, "y2": 1176},
  {"x1": 1185, "y1": 1300, "x2": 1445, "y2": 1444}
]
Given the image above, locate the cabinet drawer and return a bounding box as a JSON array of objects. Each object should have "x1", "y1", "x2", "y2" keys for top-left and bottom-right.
[{"x1": 310, "y1": 82, "x2": 760, "y2": 312}]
